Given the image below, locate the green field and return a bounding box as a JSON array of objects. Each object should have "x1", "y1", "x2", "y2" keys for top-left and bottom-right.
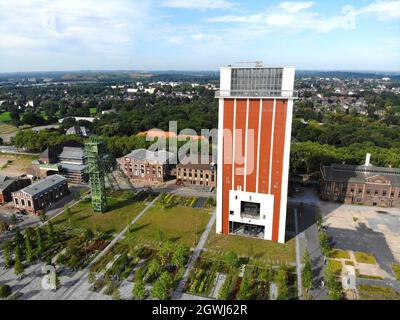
[
  {"x1": 359, "y1": 284, "x2": 400, "y2": 300},
  {"x1": 392, "y1": 263, "x2": 400, "y2": 281},
  {"x1": 0, "y1": 123, "x2": 17, "y2": 135},
  {"x1": 53, "y1": 193, "x2": 149, "y2": 236},
  {"x1": 0, "y1": 112, "x2": 11, "y2": 122},
  {"x1": 354, "y1": 251, "x2": 377, "y2": 264},
  {"x1": 90, "y1": 108, "x2": 97, "y2": 115},
  {"x1": 203, "y1": 224, "x2": 296, "y2": 265},
  {"x1": 123, "y1": 203, "x2": 212, "y2": 248}
]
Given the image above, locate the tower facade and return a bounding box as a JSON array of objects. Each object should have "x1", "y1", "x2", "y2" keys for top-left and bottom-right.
[{"x1": 216, "y1": 65, "x2": 297, "y2": 243}]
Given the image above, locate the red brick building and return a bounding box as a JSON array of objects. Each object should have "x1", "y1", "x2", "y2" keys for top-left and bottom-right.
[
  {"x1": 176, "y1": 155, "x2": 217, "y2": 189},
  {"x1": 117, "y1": 149, "x2": 174, "y2": 184},
  {"x1": 320, "y1": 163, "x2": 400, "y2": 208},
  {"x1": 12, "y1": 175, "x2": 69, "y2": 215}
]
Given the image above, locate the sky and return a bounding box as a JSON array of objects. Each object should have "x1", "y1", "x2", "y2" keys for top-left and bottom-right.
[{"x1": 0, "y1": 0, "x2": 399, "y2": 72}]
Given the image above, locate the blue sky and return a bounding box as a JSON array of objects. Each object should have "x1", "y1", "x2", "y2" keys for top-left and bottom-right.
[{"x1": 0, "y1": 0, "x2": 399, "y2": 72}]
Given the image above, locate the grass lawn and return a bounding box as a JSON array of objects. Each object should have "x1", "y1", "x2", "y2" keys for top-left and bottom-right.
[
  {"x1": 354, "y1": 251, "x2": 377, "y2": 265},
  {"x1": 328, "y1": 249, "x2": 350, "y2": 260},
  {"x1": 392, "y1": 264, "x2": 400, "y2": 281},
  {"x1": 358, "y1": 284, "x2": 400, "y2": 300},
  {"x1": 0, "y1": 123, "x2": 17, "y2": 134},
  {"x1": 0, "y1": 112, "x2": 11, "y2": 122},
  {"x1": 203, "y1": 223, "x2": 296, "y2": 265},
  {"x1": 123, "y1": 203, "x2": 212, "y2": 248},
  {"x1": 327, "y1": 260, "x2": 343, "y2": 275},
  {"x1": 90, "y1": 107, "x2": 97, "y2": 115},
  {"x1": 53, "y1": 194, "x2": 149, "y2": 236}
]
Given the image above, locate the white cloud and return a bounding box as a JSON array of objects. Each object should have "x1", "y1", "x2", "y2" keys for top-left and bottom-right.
[
  {"x1": 208, "y1": 1, "x2": 356, "y2": 33},
  {"x1": 163, "y1": 0, "x2": 234, "y2": 10},
  {"x1": 0, "y1": 0, "x2": 151, "y2": 53},
  {"x1": 358, "y1": 0, "x2": 400, "y2": 20},
  {"x1": 277, "y1": 1, "x2": 314, "y2": 14}
]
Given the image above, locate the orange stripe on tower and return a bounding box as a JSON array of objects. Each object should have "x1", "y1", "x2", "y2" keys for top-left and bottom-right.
[
  {"x1": 222, "y1": 99, "x2": 234, "y2": 235},
  {"x1": 245, "y1": 99, "x2": 261, "y2": 193},
  {"x1": 258, "y1": 100, "x2": 274, "y2": 194},
  {"x1": 234, "y1": 99, "x2": 247, "y2": 190},
  {"x1": 271, "y1": 100, "x2": 288, "y2": 241}
]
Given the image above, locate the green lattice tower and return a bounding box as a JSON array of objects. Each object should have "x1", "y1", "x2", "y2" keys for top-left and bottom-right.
[{"x1": 85, "y1": 136, "x2": 108, "y2": 213}]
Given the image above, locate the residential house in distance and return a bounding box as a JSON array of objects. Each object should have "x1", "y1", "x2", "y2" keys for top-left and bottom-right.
[
  {"x1": 66, "y1": 126, "x2": 91, "y2": 137},
  {"x1": 28, "y1": 141, "x2": 88, "y2": 184},
  {"x1": 117, "y1": 149, "x2": 174, "y2": 184},
  {"x1": 0, "y1": 176, "x2": 31, "y2": 204},
  {"x1": 320, "y1": 154, "x2": 400, "y2": 208},
  {"x1": 176, "y1": 155, "x2": 217, "y2": 189},
  {"x1": 12, "y1": 175, "x2": 69, "y2": 215}
]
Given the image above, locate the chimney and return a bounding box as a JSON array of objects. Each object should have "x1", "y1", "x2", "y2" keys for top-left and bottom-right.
[{"x1": 365, "y1": 153, "x2": 371, "y2": 166}]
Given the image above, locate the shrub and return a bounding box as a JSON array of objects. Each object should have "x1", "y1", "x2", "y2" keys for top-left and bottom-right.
[{"x1": 0, "y1": 285, "x2": 11, "y2": 299}]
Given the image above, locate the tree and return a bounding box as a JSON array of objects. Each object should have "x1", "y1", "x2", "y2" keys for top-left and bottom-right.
[
  {"x1": 302, "y1": 250, "x2": 313, "y2": 297},
  {"x1": 40, "y1": 211, "x2": 47, "y2": 223},
  {"x1": 47, "y1": 221, "x2": 55, "y2": 246},
  {"x1": 14, "y1": 227, "x2": 23, "y2": 246},
  {"x1": 319, "y1": 230, "x2": 331, "y2": 256},
  {"x1": 151, "y1": 272, "x2": 173, "y2": 300},
  {"x1": 324, "y1": 266, "x2": 342, "y2": 300},
  {"x1": 0, "y1": 285, "x2": 11, "y2": 299},
  {"x1": 83, "y1": 228, "x2": 94, "y2": 242},
  {"x1": 14, "y1": 255, "x2": 24, "y2": 277},
  {"x1": 36, "y1": 229, "x2": 44, "y2": 260},
  {"x1": 275, "y1": 267, "x2": 290, "y2": 300},
  {"x1": 88, "y1": 272, "x2": 96, "y2": 284},
  {"x1": 144, "y1": 259, "x2": 161, "y2": 282},
  {"x1": 132, "y1": 280, "x2": 146, "y2": 300},
  {"x1": 10, "y1": 214, "x2": 18, "y2": 226},
  {"x1": 171, "y1": 244, "x2": 189, "y2": 268},
  {"x1": 2, "y1": 241, "x2": 13, "y2": 268},
  {"x1": 236, "y1": 276, "x2": 253, "y2": 300},
  {"x1": 158, "y1": 241, "x2": 174, "y2": 266},
  {"x1": 65, "y1": 206, "x2": 73, "y2": 224},
  {"x1": 225, "y1": 251, "x2": 239, "y2": 268}
]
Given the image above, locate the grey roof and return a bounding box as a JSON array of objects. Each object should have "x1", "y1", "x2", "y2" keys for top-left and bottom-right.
[
  {"x1": 125, "y1": 149, "x2": 174, "y2": 164},
  {"x1": 61, "y1": 163, "x2": 88, "y2": 171},
  {"x1": 0, "y1": 176, "x2": 14, "y2": 192},
  {"x1": 321, "y1": 164, "x2": 400, "y2": 187},
  {"x1": 18, "y1": 174, "x2": 66, "y2": 197},
  {"x1": 59, "y1": 147, "x2": 85, "y2": 160},
  {"x1": 0, "y1": 176, "x2": 9, "y2": 184}
]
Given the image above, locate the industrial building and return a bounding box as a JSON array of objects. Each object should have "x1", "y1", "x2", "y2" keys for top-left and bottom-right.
[
  {"x1": 0, "y1": 176, "x2": 31, "y2": 204},
  {"x1": 320, "y1": 154, "x2": 400, "y2": 208},
  {"x1": 118, "y1": 149, "x2": 174, "y2": 184},
  {"x1": 12, "y1": 175, "x2": 69, "y2": 215},
  {"x1": 216, "y1": 64, "x2": 297, "y2": 243},
  {"x1": 176, "y1": 155, "x2": 217, "y2": 189},
  {"x1": 28, "y1": 141, "x2": 88, "y2": 184}
]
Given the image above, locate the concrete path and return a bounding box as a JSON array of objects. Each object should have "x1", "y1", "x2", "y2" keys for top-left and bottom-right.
[
  {"x1": 294, "y1": 208, "x2": 303, "y2": 300},
  {"x1": 300, "y1": 204, "x2": 328, "y2": 300},
  {"x1": 172, "y1": 210, "x2": 216, "y2": 299}
]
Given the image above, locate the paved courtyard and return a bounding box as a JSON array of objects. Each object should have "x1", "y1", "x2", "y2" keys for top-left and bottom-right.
[{"x1": 321, "y1": 203, "x2": 400, "y2": 277}]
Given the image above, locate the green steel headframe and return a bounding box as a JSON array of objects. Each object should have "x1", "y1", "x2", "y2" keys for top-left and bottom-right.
[{"x1": 84, "y1": 136, "x2": 114, "y2": 213}]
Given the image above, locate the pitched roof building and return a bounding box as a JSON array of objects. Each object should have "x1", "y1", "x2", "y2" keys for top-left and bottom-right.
[
  {"x1": 117, "y1": 149, "x2": 174, "y2": 184},
  {"x1": 12, "y1": 175, "x2": 69, "y2": 215},
  {"x1": 320, "y1": 159, "x2": 400, "y2": 208}
]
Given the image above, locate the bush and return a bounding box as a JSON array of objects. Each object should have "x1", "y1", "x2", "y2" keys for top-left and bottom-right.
[{"x1": 0, "y1": 285, "x2": 11, "y2": 298}]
